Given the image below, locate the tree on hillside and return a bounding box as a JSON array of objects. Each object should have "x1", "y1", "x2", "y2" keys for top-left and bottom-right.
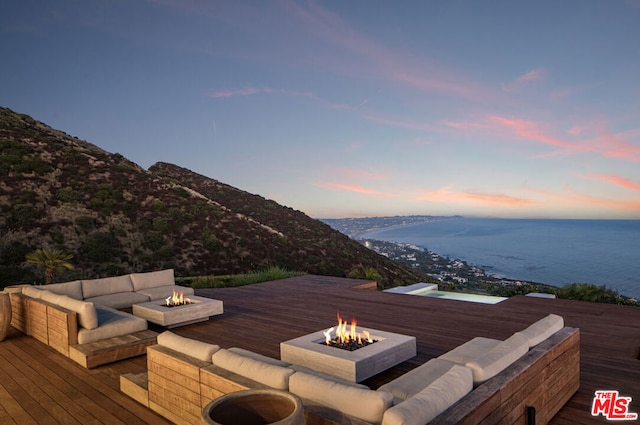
[{"x1": 25, "y1": 248, "x2": 75, "y2": 284}]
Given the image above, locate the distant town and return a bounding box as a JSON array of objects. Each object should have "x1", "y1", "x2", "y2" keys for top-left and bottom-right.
[{"x1": 321, "y1": 215, "x2": 555, "y2": 296}]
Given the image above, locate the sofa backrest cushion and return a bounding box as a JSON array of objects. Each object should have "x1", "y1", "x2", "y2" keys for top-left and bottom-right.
[
  {"x1": 55, "y1": 296, "x2": 99, "y2": 330},
  {"x1": 212, "y1": 349, "x2": 294, "y2": 390},
  {"x1": 38, "y1": 289, "x2": 65, "y2": 305},
  {"x1": 289, "y1": 371, "x2": 393, "y2": 424},
  {"x1": 130, "y1": 269, "x2": 175, "y2": 291},
  {"x1": 516, "y1": 314, "x2": 564, "y2": 348},
  {"x1": 157, "y1": 331, "x2": 220, "y2": 362},
  {"x1": 22, "y1": 285, "x2": 44, "y2": 299},
  {"x1": 465, "y1": 333, "x2": 529, "y2": 385},
  {"x1": 228, "y1": 347, "x2": 291, "y2": 367},
  {"x1": 377, "y1": 358, "x2": 459, "y2": 402},
  {"x1": 381, "y1": 364, "x2": 473, "y2": 425},
  {"x1": 46, "y1": 280, "x2": 83, "y2": 300},
  {"x1": 82, "y1": 275, "x2": 134, "y2": 298}
]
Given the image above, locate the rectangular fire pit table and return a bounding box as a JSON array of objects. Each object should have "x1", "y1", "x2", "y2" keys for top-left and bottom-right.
[
  {"x1": 132, "y1": 295, "x2": 223, "y2": 328},
  {"x1": 280, "y1": 327, "x2": 416, "y2": 383}
]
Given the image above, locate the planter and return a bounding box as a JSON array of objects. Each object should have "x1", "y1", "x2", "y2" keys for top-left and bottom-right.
[
  {"x1": 202, "y1": 389, "x2": 304, "y2": 425},
  {"x1": 0, "y1": 292, "x2": 12, "y2": 341}
]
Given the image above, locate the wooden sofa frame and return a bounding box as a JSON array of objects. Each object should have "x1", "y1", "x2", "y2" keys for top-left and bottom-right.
[
  {"x1": 10, "y1": 292, "x2": 157, "y2": 368},
  {"x1": 120, "y1": 326, "x2": 579, "y2": 425}
]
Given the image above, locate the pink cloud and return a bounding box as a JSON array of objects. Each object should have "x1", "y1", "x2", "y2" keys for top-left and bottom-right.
[
  {"x1": 490, "y1": 115, "x2": 585, "y2": 151},
  {"x1": 315, "y1": 181, "x2": 396, "y2": 198},
  {"x1": 593, "y1": 127, "x2": 640, "y2": 161},
  {"x1": 527, "y1": 186, "x2": 640, "y2": 213},
  {"x1": 417, "y1": 185, "x2": 533, "y2": 207},
  {"x1": 501, "y1": 68, "x2": 547, "y2": 93},
  {"x1": 489, "y1": 115, "x2": 640, "y2": 161},
  {"x1": 585, "y1": 174, "x2": 640, "y2": 192},
  {"x1": 567, "y1": 125, "x2": 586, "y2": 137}
]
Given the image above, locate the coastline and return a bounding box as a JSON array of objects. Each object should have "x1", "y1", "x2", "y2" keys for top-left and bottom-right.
[{"x1": 322, "y1": 216, "x2": 640, "y2": 301}]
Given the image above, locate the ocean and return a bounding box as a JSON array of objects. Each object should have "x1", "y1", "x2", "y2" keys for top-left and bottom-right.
[{"x1": 361, "y1": 218, "x2": 640, "y2": 299}]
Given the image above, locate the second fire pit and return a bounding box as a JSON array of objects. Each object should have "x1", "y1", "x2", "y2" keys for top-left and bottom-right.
[{"x1": 280, "y1": 315, "x2": 416, "y2": 383}]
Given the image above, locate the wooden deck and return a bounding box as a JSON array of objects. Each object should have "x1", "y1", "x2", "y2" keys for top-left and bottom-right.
[{"x1": 1, "y1": 275, "x2": 639, "y2": 424}]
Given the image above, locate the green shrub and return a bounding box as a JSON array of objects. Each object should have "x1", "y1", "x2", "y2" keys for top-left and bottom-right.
[
  {"x1": 172, "y1": 187, "x2": 190, "y2": 198},
  {"x1": 82, "y1": 232, "x2": 120, "y2": 262},
  {"x1": 178, "y1": 267, "x2": 305, "y2": 289},
  {"x1": 10, "y1": 204, "x2": 40, "y2": 227},
  {"x1": 75, "y1": 216, "x2": 94, "y2": 230},
  {"x1": 202, "y1": 228, "x2": 222, "y2": 252},
  {"x1": 143, "y1": 231, "x2": 165, "y2": 251}
]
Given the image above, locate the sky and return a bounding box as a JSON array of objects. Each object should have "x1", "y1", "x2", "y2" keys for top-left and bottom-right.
[{"x1": 1, "y1": 1, "x2": 640, "y2": 219}]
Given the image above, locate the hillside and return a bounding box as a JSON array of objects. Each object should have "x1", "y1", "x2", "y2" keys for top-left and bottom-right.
[{"x1": 0, "y1": 106, "x2": 425, "y2": 288}]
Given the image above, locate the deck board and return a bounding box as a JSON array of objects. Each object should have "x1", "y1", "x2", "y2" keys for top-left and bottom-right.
[{"x1": 1, "y1": 275, "x2": 639, "y2": 424}]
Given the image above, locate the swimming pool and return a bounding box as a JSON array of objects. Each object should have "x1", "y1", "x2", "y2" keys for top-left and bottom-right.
[
  {"x1": 410, "y1": 289, "x2": 507, "y2": 304},
  {"x1": 385, "y1": 283, "x2": 507, "y2": 304}
]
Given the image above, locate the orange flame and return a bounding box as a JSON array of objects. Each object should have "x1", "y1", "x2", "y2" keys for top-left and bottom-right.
[
  {"x1": 165, "y1": 290, "x2": 191, "y2": 306},
  {"x1": 325, "y1": 312, "x2": 373, "y2": 345}
]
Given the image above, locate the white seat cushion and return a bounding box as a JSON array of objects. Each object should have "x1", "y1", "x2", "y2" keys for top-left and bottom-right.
[
  {"x1": 381, "y1": 365, "x2": 473, "y2": 425},
  {"x1": 228, "y1": 347, "x2": 291, "y2": 367},
  {"x1": 212, "y1": 349, "x2": 294, "y2": 390},
  {"x1": 22, "y1": 286, "x2": 44, "y2": 299},
  {"x1": 289, "y1": 371, "x2": 393, "y2": 424},
  {"x1": 46, "y1": 280, "x2": 83, "y2": 300},
  {"x1": 130, "y1": 269, "x2": 175, "y2": 291},
  {"x1": 84, "y1": 292, "x2": 150, "y2": 309},
  {"x1": 377, "y1": 358, "x2": 459, "y2": 402},
  {"x1": 157, "y1": 331, "x2": 219, "y2": 362},
  {"x1": 82, "y1": 275, "x2": 134, "y2": 298},
  {"x1": 516, "y1": 314, "x2": 564, "y2": 348},
  {"x1": 465, "y1": 333, "x2": 529, "y2": 385},
  {"x1": 55, "y1": 296, "x2": 98, "y2": 330},
  {"x1": 38, "y1": 289, "x2": 66, "y2": 305},
  {"x1": 438, "y1": 336, "x2": 501, "y2": 365},
  {"x1": 77, "y1": 306, "x2": 147, "y2": 344},
  {"x1": 287, "y1": 364, "x2": 369, "y2": 389}
]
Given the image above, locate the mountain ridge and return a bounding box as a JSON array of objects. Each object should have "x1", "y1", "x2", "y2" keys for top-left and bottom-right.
[{"x1": 0, "y1": 106, "x2": 425, "y2": 288}]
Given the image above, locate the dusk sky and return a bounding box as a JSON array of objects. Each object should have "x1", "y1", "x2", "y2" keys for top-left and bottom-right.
[{"x1": 2, "y1": 1, "x2": 639, "y2": 219}]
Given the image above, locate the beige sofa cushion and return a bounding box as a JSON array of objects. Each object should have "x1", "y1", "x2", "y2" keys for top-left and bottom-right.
[
  {"x1": 38, "y1": 289, "x2": 65, "y2": 305},
  {"x1": 377, "y1": 358, "x2": 459, "y2": 402},
  {"x1": 130, "y1": 269, "x2": 175, "y2": 291},
  {"x1": 288, "y1": 364, "x2": 369, "y2": 389},
  {"x1": 212, "y1": 349, "x2": 294, "y2": 390},
  {"x1": 438, "y1": 336, "x2": 501, "y2": 365},
  {"x1": 77, "y1": 306, "x2": 147, "y2": 344},
  {"x1": 84, "y1": 292, "x2": 150, "y2": 310},
  {"x1": 228, "y1": 347, "x2": 291, "y2": 367},
  {"x1": 22, "y1": 285, "x2": 44, "y2": 299},
  {"x1": 55, "y1": 296, "x2": 99, "y2": 330},
  {"x1": 289, "y1": 371, "x2": 393, "y2": 424},
  {"x1": 465, "y1": 333, "x2": 529, "y2": 385},
  {"x1": 46, "y1": 280, "x2": 83, "y2": 300},
  {"x1": 135, "y1": 285, "x2": 194, "y2": 301},
  {"x1": 516, "y1": 314, "x2": 564, "y2": 348},
  {"x1": 82, "y1": 275, "x2": 134, "y2": 298},
  {"x1": 157, "y1": 331, "x2": 220, "y2": 362},
  {"x1": 381, "y1": 365, "x2": 473, "y2": 425}
]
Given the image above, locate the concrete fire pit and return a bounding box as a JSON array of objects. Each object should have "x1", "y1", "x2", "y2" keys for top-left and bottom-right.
[
  {"x1": 280, "y1": 327, "x2": 416, "y2": 382},
  {"x1": 132, "y1": 295, "x2": 223, "y2": 328}
]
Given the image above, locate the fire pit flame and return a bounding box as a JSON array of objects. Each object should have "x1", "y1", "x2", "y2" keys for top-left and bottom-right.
[
  {"x1": 165, "y1": 290, "x2": 192, "y2": 307},
  {"x1": 322, "y1": 313, "x2": 376, "y2": 351}
]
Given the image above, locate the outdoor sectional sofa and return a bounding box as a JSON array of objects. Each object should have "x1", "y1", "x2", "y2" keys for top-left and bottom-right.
[
  {"x1": 9, "y1": 269, "x2": 194, "y2": 368},
  {"x1": 120, "y1": 313, "x2": 580, "y2": 425}
]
